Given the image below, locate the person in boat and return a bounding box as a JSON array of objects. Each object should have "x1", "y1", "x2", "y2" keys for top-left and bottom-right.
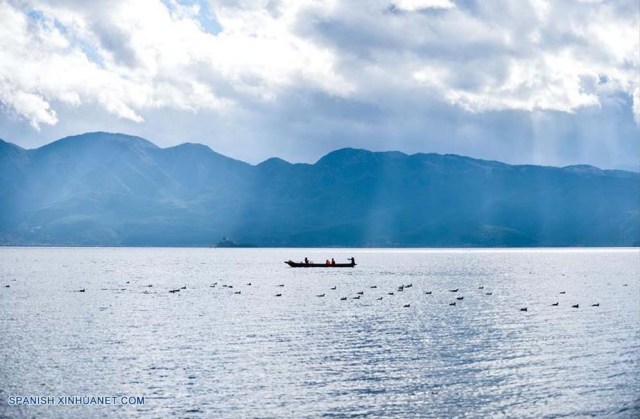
[
  {"x1": 349, "y1": 257, "x2": 355, "y2": 265},
  {"x1": 325, "y1": 259, "x2": 330, "y2": 265},
  {"x1": 331, "y1": 258, "x2": 335, "y2": 265},
  {"x1": 304, "y1": 257, "x2": 309, "y2": 265}
]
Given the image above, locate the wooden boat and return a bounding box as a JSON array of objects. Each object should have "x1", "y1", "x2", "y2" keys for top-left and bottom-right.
[{"x1": 285, "y1": 260, "x2": 356, "y2": 268}]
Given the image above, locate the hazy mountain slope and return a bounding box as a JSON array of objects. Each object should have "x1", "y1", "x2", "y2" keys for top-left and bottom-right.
[
  {"x1": 240, "y1": 149, "x2": 639, "y2": 246},
  {"x1": 0, "y1": 133, "x2": 637, "y2": 246},
  {"x1": 0, "y1": 139, "x2": 30, "y2": 232}
]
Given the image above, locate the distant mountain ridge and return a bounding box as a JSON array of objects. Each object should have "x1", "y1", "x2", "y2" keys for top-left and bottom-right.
[{"x1": 0, "y1": 132, "x2": 638, "y2": 247}]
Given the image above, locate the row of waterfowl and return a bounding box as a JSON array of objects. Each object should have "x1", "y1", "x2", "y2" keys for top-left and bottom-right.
[
  {"x1": 203, "y1": 281, "x2": 612, "y2": 311},
  {"x1": 5, "y1": 280, "x2": 625, "y2": 310}
]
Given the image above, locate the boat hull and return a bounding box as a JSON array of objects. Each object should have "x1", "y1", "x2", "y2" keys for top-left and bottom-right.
[{"x1": 285, "y1": 261, "x2": 356, "y2": 268}]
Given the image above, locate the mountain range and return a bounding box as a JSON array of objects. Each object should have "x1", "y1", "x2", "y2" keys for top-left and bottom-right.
[{"x1": 1, "y1": 132, "x2": 638, "y2": 247}]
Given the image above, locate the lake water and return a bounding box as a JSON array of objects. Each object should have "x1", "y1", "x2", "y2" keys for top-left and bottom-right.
[{"x1": 0, "y1": 248, "x2": 638, "y2": 418}]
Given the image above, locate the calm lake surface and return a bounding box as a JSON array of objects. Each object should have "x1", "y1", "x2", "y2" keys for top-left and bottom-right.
[{"x1": 1, "y1": 248, "x2": 638, "y2": 418}]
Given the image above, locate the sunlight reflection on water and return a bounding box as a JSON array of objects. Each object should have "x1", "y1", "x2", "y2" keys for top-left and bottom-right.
[{"x1": 0, "y1": 248, "x2": 638, "y2": 417}]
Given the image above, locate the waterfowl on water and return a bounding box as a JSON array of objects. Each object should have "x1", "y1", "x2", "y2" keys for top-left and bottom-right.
[
  {"x1": 449, "y1": 289, "x2": 459, "y2": 292},
  {"x1": 275, "y1": 293, "x2": 282, "y2": 297},
  {"x1": 560, "y1": 291, "x2": 566, "y2": 294},
  {"x1": 277, "y1": 284, "x2": 285, "y2": 287},
  {"x1": 592, "y1": 303, "x2": 600, "y2": 307},
  {"x1": 316, "y1": 294, "x2": 325, "y2": 297},
  {"x1": 340, "y1": 297, "x2": 347, "y2": 301},
  {"x1": 353, "y1": 296, "x2": 361, "y2": 300},
  {"x1": 456, "y1": 296, "x2": 464, "y2": 300},
  {"x1": 478, "y1": 286, "x2": 484, "y2": 289},
  {"x1": 79, "y1": 289, "x2": 86, "y2": 293},
  {"x1": 425, "y1": 291, "x2": 432, "y2": 295},
  {"x1": 403, "y1": 304, "x2": 410, "y2": 308},
  {"x1": 370, "y1": 286, "x2": 377, "y2": 289},
  {"x1": 485, "y1": 292, "x2": 492, "y2": 295},
  {"x1": 572, "y1": 304, "x2": 579, "y2": 308},
  {"x1": 357, "y1": 291, "x2": 364, "y2": 295},
  {"x1": 330, "y1": 286, "x2": 336, "y2": 290},
  {"x1": 551, "y1": 302, "x2": 559, "y2": 306},
  {"x1": 377, "y1": 297, "x2": 383, "y2": 300},
  {"x1": 520, "y1": 307, "x2": 528, "y2": 312},
  {"x1": 388, "y1": 292, "x2": 394, "y2": 295},
  {"x1": 4, "y1": 285, "x2": 9, "y2": 288},
  {"x1": 247, "y1": 283, "x2": 251, "y2": 286},
  {"x1": 234, "y1": 291, "x2": 241, "y2": 294},
  {"x1": 449, "y1": 302, "x2": 456, "y2": 306},
  {"x1": 405, "y1": 284, "x2": 413, "y2": 288}
]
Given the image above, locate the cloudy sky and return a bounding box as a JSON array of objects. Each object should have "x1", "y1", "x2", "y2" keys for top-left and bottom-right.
[{"x1": 0, "y1": 0, "x2": 638, "y2": 169}]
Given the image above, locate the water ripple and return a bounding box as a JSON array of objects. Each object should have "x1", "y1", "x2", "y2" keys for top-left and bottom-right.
[{"x1": 0, "y1": 248, "x2": 638, "y2": 418}]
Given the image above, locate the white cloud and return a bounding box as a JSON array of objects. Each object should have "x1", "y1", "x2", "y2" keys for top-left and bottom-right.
[
  {"x1": 0, "y1": 84, "x2": 58, "y2": 129},
  {"x1": 404, "y1": 1, "x2": 638, "y2": 119},
  {"x1": 415, "y1": 53, "x2": 601, "y2": 113},
  {"x1": 0, "y1": 0, "x2": 348, "y2": 128},
  {"x1": 0, "y1": 0, "x2": 637, "y2": 130},
  {"x1": 392, "y1": 0, "x2": 455, "y2": 11}
]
